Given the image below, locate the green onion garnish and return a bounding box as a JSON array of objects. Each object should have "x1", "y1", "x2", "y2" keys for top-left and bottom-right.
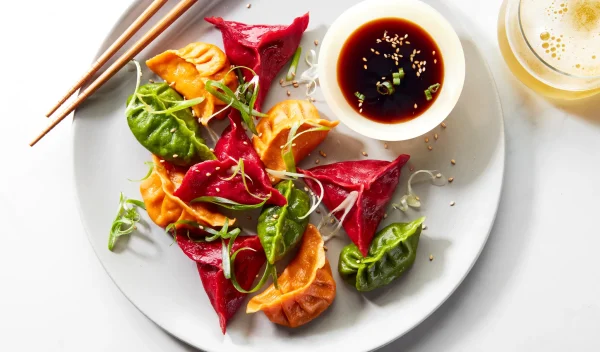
[
  {"x1": 286, "y1": 47, "x2": 302, "y2": 81},
  {"x1": 127, "y1": 161, "x2": 154, "y2": 182},
  {"x1": 108, "y1": 193, "x2": 146, "y2": 251},
  {"x1": 392, "y1": 73, "x2": 401, "y2": 86},
  {"x1": 429, "y1": 83, "x2": 441, "y2": 93},
  {"x1": 424, "y1": 89, "x2": 433, "y2": 101},
  {"x1": 398, "y1": 67, "x2": 405, "y2": 80},
  {"x1": 354, "y1": 91, "x2": 366, "y2": 100},
  {"x1": 191, "y1": 196, "x2": 268, "y2": 210},
  {"x1": 376, "y1": 81, "x2": 395, "y2": 95}
]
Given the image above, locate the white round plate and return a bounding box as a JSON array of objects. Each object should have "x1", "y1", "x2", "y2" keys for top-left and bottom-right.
[{"x1": 72, "y1": 1, "x2": 505, "y2": 351}]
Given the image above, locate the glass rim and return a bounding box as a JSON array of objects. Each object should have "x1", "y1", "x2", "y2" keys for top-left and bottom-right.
[{"x1": 517, "y1": 0, "x2": 600, "y2": 80}]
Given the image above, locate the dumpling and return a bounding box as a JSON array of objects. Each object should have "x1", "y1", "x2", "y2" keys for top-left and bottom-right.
[
  {"x1": 205, "y1": 14, "x2": 309, "y2": 112},
  {"x1": 140, "y1": 155, "x2": 230, "y2": 228},
  {"x1": 299, "y1": 155, "x2": 410, "y2": 256},
  {"x1": 252, "y1": 100, "x2": 339, "y2": 180},
  {"x1": 247, "y1": 224, "x2": 336, "y2": 327},
  {"x1": 146, "y1": 42, "x2": 238, "y2": 125},
  {"x1": 174, "y1": 113, "x2": 287, "y2": 207},
  {"x1": 177, "y1": 234, "x2": 266, "y2": 334}
]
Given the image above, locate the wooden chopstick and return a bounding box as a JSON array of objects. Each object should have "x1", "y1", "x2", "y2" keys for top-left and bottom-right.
[
  {"x1": 30, "y1": 0, "x2": 198, "y2": 147},
  {"x1": 45, "y1": 0, "x2": 168, "y2": 118}
]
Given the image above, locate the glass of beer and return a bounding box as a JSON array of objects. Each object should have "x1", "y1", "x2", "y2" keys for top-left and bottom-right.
[{"x1": 498, "y1": 0, "x2": 600, "y2": 99}]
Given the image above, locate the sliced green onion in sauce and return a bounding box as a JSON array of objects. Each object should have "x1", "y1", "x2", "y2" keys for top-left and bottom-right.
[
  {"x1": 393, "y1": 77, "x2": 401, "y2": 86},
  {"x1": 376, "y1": 81, "x2": 395, "y2": 95},
  {"x1": 429, "y1": 83, "x2": 441, "y2": 93},
  {"x1": 398, "y1": 67, "x2": 405, "y2": 80},
  {"x1": 424, "y1": 89, "x2": 433, "y2": 101},
  {"x1": 354, "y1": 91, "x2": 365, "y2": 100}
]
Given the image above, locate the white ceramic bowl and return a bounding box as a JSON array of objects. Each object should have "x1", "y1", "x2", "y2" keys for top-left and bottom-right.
[{"x1": 318, "y1": 0, "x2": 466, "y2": 141}]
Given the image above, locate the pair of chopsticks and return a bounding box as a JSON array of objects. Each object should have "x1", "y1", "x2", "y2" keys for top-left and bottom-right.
[{"x1": 30, "y1": 0, "x2": 198, "y2": 147}]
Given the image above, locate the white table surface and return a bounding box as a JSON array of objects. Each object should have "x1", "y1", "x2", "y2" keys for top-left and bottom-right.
[{"x1": 1, "y1": 0, "x2": 599, "y2": 351}]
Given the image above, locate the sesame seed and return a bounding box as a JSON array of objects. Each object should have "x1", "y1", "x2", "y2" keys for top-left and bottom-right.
[
  {"x1": 279, "y1": 78, "x2": 284, "y2": 84},
  {"x1": 410, "y1": 166, "x2": 415, "y2": 172},
  {"x1": 209, "y1": 148, "x2": 214, "y2": 152},
  {"x1": 330, "y1": 218, "x2": 336, "y2": 224},
  {"x1": 404, "y1": 34, "x2": 408, "y2": 38},
  {"x1": 375, "y1": 51, "x2": 380, "y2": 55},
  {"x1": 170, "y1": 128, "x2": 176, "y2": 133},
  {"x1": 292, "y1": 143, "x2": 297, "y2": 147},
  {"x1": 423, "y1": 67, "x2": 426, "y2": 72},
  {"x1": 416, "y1": 72, "x2": 421, "y2": 77},
  {"x1": 414, "y1": 103, "x2": 418, "y2": 109},
  {"x1": 376, "y1": 39, "x2": 382, "y2": 43},
  {"x1": 258, "y1": 133, "x2": 263, "y2": 137},
  {"x1": 384, "y1": 142, "x2": 389, "y2": 149},
  {"x1": 448, "y1": 177, "x2": 454, "y2": 183},
  {"x1": 159, "y1": 160, "x2": 165, "y2": 163},
  {"x1": 206, "y1": 172, "x2": 211, "y2": 177},
  {"x1": 383, "y1": 213, "x2": 388, "y2": 219},
  {"x1": 364, "y1": 64, "x2": 368, "y2": 70},
  {"x1": 406, "y1": 41, "x2": 411, "y2": 44},
  {"x1": 273, "y1": 214, "x2": 279, "y2": 219},
  {"x1": 293, "y1": 82, "x2": 299, "y2": 88},
  {"x1": 434, "y1": 133, "x2": 438, "y2": 140},
  {"x1": 246, "y1": 3, "x2": 251, "y2": 8},
  {"x1": 215, "y1": 167, "x2": 221, "y2": 170},
  {"x1": 315, "y1": 159, "x2": 320, "y2": 164},
  {"x1": 243, "y1": 141, "x2": 248, "y2": 145},
  {"x1": 432, "y1": 50, "x2": 436, "y2": 55},
  {"x1": 216, "y1": 187, "x2": 220, "y2": 192},
  {"x1": 362, "y1": 151, "x2": 368, "y2": 156},
  {"x1": 436, "y1": 173, "x2": 442, "y2": 178},
  {"x1": 194, "y1": 169, "x2": 200, "y2": 173},
  {"x1": 441, "y1": 122, "x2": 447, "y2": 128},
  {"x1": 169, "y1": 81, "x2": 176, "y2": 87},
  {"x1": 427, "y1": 145, "x2": 433, "y2": 151},
  {"x1": 172, "y1": 154, "x2": 178, "y2": 158},
  {"x1": 149, "y1": 79, "x2": 155, "y2": 83},
  {"x1": 319, "y1": 150, "x2": 327, "y2": 158},
  {"x1": 429, "y1": 255, "x2": 434, "y2": 261},
  {"x1": 450, "y1": 201, "x2": 456, "y2": 206},
  {"x1": 451, "y1": 159, "x2": 456, "y2": 165},
  {"x1": 425, "y1": 137, "x2": 429, "y2": 143},
  {"x1": 434, "y1": 59, "x2": 438, "y2": 64},
  {"x1": 286, "y1": 90, "x2": 291, "y2": 96},
  {"x1": 415, "y1": 196, "x2": 420, "y2": 201},
  {"x1": 363, "y1": 57, "x2": 367, "y2": 62},
  {"x1": 359, "y1": 108, "x2": 363, "y2": 113},
  {"x1": 370, "y1": 48, "x2": 375, "y2": 52}
]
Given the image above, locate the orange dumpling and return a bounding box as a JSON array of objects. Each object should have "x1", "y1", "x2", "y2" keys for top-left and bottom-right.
[
  {"x1": 252, "y1": 100, "x2": 339, "y2": 181},
  {"x1": 140, "y1": 155, "x2": 231, "y2": 228},
  {"x1": 247, "y1": 224, "x2": 336, "y2": 327},
  {"x1": 146, "y1": 42, "x2": 238, "y2": 126}
]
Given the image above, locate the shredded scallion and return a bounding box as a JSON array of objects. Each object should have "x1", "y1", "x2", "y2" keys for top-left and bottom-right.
[
  {"x1": 355, "y1": 91, "x2": 366, "y2": 100},
  {"x1": 108, "y1": 193, "x2": 146, "y2": 251},
  {"x1": 377, "y1": 81, "x2": 395, "y2": 95},
  {"x1": 286, "y1": 47, "x2": 302, "y2": 81},
  {"x1": 425, "y1": 89, "x2": 433, "y2": 101}
]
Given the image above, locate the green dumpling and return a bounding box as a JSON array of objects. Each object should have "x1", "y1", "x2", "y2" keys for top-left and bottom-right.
[{"x1": 126, "y1": 83, "x2": 215, "y2": 166}]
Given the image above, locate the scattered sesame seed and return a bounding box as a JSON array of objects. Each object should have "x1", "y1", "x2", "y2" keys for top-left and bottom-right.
[
  {"x1": 169, "y1": 81, "x2": 176, "y2": 87},
  {"x1": 194, "y1": 169, "x2": 200, "y2": 173},
  {"x1": 434, "y1": 133, "x2": 438, "y2": 140},
  {"x1": 410, "y1": 166, "x2": 415, "y2": 172},
  {"x1": 432, "y1": 50, "x2": 436, "y2": 55},
  {"x1": 383, "y1": 213, "x2": 388, "y2": 219},
  {"x1": 314, "y1": 39, "x2": 319, "y2": 46},
  {"x1": 170, "y1": 128, "x2": 176, "y2": 133},
  {"x1": 441, "y1": 122, "x2": 447, "y2": 128},
  {"x1": 406, "y1": 41, "x2": 411, "y2": 44},
  {"x1": 292, "y1": 143, "x2": 297, "y2": 147},
  {"x1": 246, "y1": 3, "x2": 251, "y2": 8},
  {"x1": 450, "y1": 201, "x2": 455, "y2": 206},
  {"x1": 375, "y1": 51, "x2": 380, "y2": 55},
  {"x1": 172, "y1": 154, "x2": 178, "y2": 158},
  {"x1": 436, "y1": 173, "x2": 442, "y2": 178},
  {"x1": 415, "y1": 196, "x2": 420, "y2": 201},
  {"x1": 258, "y1": 133, "x2": 263, "y2": 137},
  {"x1": 215, "y1": 187, "x2": 220, "y2": 192},
  {"x1": 159, "y1": 160, "x2": 165, "y2": 163},
  {"x1": 384, "y1": 142, "x2": 389, "y2": 149},
  {"x1": 362, "y1": 57, "x2": 367, "y2": 62},
  {"x1": 364, "y1": 64, "x2": 368, "y2": 70},
  {"x1": 149, "y1": 79, "x2": 155, "y2": 83},
  {"x1": 448, "y1": 177, "x2": 454, "y2": 183},
  {"x1": 362, "y1": 151, "x2": 368, "y2": 156},
  {"x1": 273, "y1": 214, "x2": 279, "y2": 219},
  {"x1": 319, "y1": 150, "x2": 327, "y2": 158},
  {"x1": 279, "y1": 78, "x2": 284, "y2": 84},
  {"x1": 414, "y1": 103, "x2": 418, "y2": 109},
  {"x1": 215, "y1": 166, "x2": 221, "y2": 170},
  {"x1": 451, "y1": 159, "x2": 456, "y2": 165},
  {"x1": 428, "y1": 145, "x2": 433, "y2": 151},
  {"x1": 425, "y1": 137, "x2": 429, "y2": 143},
  {"x1": 315, "y1": 159, "x2": 320, "y2": 164},
  {"x1": 370, "y1": 48, "x2": 375, "y2": 52},
  {"x1": 416, "y1": 72, "x2": 421, "y2": 77},
  {"x1": 206, "y1": 172, "x2": 211, "y2": 177},
  {"x1": 243, "y1": 141, "x2": 248, "y2": 145},
  {"x1": 286, "y1": 90, "x2": 291, "y2": 96},
  {"x1": 429, "y1": 255, "x2": 434, "y2": 261},
  {"x1": 359, "y1": 108, "x2": 363, "y2": 113},
  {"x1": 330, "y1": 218, "x2": 335, "y2": 224},
  {"x1": 292, "y1": 82, "x2": 299, "y2": 88},
  {"x1": 209, "y1": 148, "x2": 214, "y2": 152}
]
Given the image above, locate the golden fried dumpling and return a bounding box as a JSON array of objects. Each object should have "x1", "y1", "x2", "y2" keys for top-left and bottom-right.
[
  {"x1": 247, "y1": 224, "x2": 336, "y2": 327},
  {"x1": 146, "y1": 42, "x2": 238, "y2": 126},
  {"x1": 252, "y1": 100, "x2": 339, "y2": 181},
  {"x1": 140, "y1": 155, "x2": 231, "y2": 228}
]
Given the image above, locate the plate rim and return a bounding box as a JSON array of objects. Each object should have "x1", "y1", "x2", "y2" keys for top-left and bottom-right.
[{"x1": 70, "y1": 1, "x2": 506, "y2": 351}]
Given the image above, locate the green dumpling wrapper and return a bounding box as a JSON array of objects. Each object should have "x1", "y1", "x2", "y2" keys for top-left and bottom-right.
[
  {"x1": 257, "y1": 180, "x2": 310, "y2": 264},
  {"x1": 338, "y1": 217, "x2": 425, "y2": 292},
  {"x1": 126, "y1": 83, "x2": 215, "y2": 166}
]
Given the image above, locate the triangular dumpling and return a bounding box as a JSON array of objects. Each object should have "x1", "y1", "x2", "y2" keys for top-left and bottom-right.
[{"x1": 299, "y1": 155, "x2": 410, "y2": 256}]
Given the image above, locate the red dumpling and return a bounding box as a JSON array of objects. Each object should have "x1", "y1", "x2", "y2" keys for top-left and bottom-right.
[
  {"x1": 177, "y1": 234, "x2": 266, "y2": 334},
  {"x1": 205, "y1": 13, "x2": 309, "y2": 112},
  {"x1": 299, "y1": 155, "x2": 410, "y2": 256},
  {"x1": 174, "y1": 113, "x2": 287, "y2": 206}
]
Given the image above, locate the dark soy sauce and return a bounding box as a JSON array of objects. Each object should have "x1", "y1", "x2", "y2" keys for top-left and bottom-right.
[{"x1": 337, "y1": 18, "x2": 444, "y2": 124}]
